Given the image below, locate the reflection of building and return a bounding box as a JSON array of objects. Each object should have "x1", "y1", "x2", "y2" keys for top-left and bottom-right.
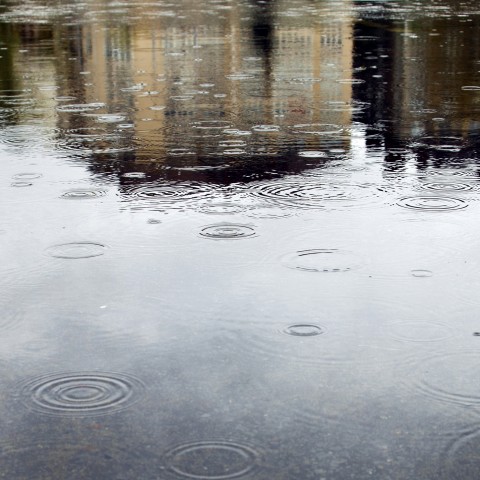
[
  {"x1": 0, "y1": 0, "x2": 357, "y2": 178},
  {"x1": 352, "y1": 8, "x2": 480, "y2": 171},
  {"x1": 71, "y1": 0, "x2": 356, "y2": 180}
]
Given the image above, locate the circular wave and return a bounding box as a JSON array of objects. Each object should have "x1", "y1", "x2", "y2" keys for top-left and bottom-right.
[
  {"x1": 124, "y1": 182, "x2": 216, "y2": 210},
  {"x1": 420, "y1": 182, "x2": 475, "y2": 192},
  {"x1": 60, "y1": 188, "x2": 107, "y2": 199},
  {"x1": 199, "y1": 223, "x2": 257, "y2": 240},
  {"x1": 281, "y1": 249, "x2": 359, "y2": 273},
  {"x1": 20, "y1": 371, "x2": 145, "y2": 416},
  {"x1": 45, "y1": 242, "x2": 108, "y2": 259},
  {"x1": 11, "y1": 173, "x2": 42, "y2": 180},
  {"x1": 163, "y1": 441, "x2": 259, "y2": 479},
  {"x1": 406, "y1": 352, "x2": 480, "y2": 407},
  {"x1": 282, "y1": 324, "x2": 326, "y2": 337},
  {"x1": 397, "y1": 196, "x2": 468, "y2": 211}
]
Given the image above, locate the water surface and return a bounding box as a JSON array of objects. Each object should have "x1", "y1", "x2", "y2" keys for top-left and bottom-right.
[{"x1": 2, "y1": 0, "x2": 480, "y2": 478}]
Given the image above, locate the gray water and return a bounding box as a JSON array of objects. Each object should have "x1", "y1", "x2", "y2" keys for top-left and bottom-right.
[{"x1": 2, "y1": 0, "x2": 480, "y2": 478}]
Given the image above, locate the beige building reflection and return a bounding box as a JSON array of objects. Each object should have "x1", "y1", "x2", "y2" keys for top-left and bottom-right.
[{"x1": 70, "y1": 0, "x2": 355, "y2": 168}]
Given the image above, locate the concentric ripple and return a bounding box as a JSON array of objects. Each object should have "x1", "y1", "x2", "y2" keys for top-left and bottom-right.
[
  {"x1": 11, "y1": 172, "x2": 42, "y2": 180},
  {"x1": 407, "y1": 352, "x2": 480, "y2": 407},
  {"x1": 397, "y1": 196, "x2": 467, "y2": 211},
  {"x1": 248, "y1": 180, "x2": 350, "y2": 208},
  {"x1": 124, "y1": 182, "x2": 215, "y2": 210},
  {"x1": 199, "y1": 223, "x2": 257, "y2": 240},
  {"x1": 385, "y1": 321, "x2": 453, "y2": 343},
  {"x1": 420, "y1": 182, "x2": 475, "y2": 192},
  {"x1": 282, "y1": 324, "x2": 325, "y2": 336},
  {"x1": 281, "y1": 249, "x2": 359, "y2": 272},
  {"x1": 45, "y1": 242, "x2": 108, "y2": 259},
  {"x1": 20, "y1": 372, "x2": 145, "y2": 416},
  {"x1": 443, "y1": 429, "x2": 480, "y2": 480},
  {"x1": 61, "y1": 188, "x2": 107, "y2": 199},
  {"x1": 164, "y1": 441, "x2": 259, "y2": 479}
]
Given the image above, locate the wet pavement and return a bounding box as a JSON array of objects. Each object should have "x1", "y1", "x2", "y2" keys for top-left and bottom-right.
[{"x1": 2, "y1": 0, "x2": 480, "y2": 478}]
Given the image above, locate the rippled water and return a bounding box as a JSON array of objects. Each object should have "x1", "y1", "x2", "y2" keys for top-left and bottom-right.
[{"x1": 2, "y1": 0, "x2": 480, "y2": 478}]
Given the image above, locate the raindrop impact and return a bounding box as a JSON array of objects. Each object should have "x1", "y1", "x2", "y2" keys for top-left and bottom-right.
[
  {"x1": 164, "y1": 441, "x2": 259, "y2": 479},
  {"x1": 281, "y1": 249, "x2": 358, "y2": 272},
  {"x1": 61, "y1": 189, "x2": 107, "y2": 199},
  {"x1": 199, "y1": 223, "x2": 257, "y2": 240},
  {"x1": 20, "y1": 372, "x2": 145, "y2": 416},
  {"x1": 282, "y1": 324, "x2": 325, "y2": 336},
  {"x1": 45, "y1": 242, "x2": 108, "y2": 259},
  {"x1": 397, "y1": 196, "x2": 467, "y2": 211}
]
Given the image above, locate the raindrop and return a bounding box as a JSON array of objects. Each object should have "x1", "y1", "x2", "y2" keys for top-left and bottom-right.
[
  {"x1": 56, "y1": 103, "x2": 105, "y2": 112},
  {"x1": 12, "y1": 173, "x2": 43, "y2": 180},
  {"x1": 125, "y1": 182, "x2": 215, "y2": 210},
  {"x1": 55, "y1": 96, "x2": 77, "y2": 102},
  {"x1": 281, "y1": 249, "x2": 358, "y2": 273},
  {"x1": 122, "y1": 172, "x2": 146, "y2": 179},
  {"x1": 248, "y1": 180, "x2": 352, "y2": 208},
  {"x1": 164, "y1": 441, "x2": 259, "y2": 479},
  {"x1": 95, "y1": 114, "x2": 126, "y2": 123},
  {"x1": 199, "y1": 223, "x2": 256, "y2": 240},
  {"x1": 45, "y1": 242, "x2": 108, "y2": 259},
  {"x1": 420, "y1": 182, "x2": 475, "y2": 192},
  {"x1": 411, "y1": 269, "x2": 433, "y2": 277},
  {"x1": 298, "y1": 151, "x2": 327, "y2": 158},
  {"x1": 167, "y1": 148, "x2": 196, "y2": 156},
  {"x1": 170, "y1": 95, "x2": 194, "y2": 101},
  {"x1": 61, "y1": 188, "x2": 107, "y2": 199},
  {"x1": 192, "y1": 120, "x2": 232, "y2": 130},
  {"x1": 222, "y1": 148, "x2": 246, "y2": 155},
  {"x1": 11, "y1": 182, "x2": 32, "y2": 187},
  {"x1": 219, "y1": 140, "x2": 246, "y2": 148},
  {"x1": 196, "y1": 202, "x2": 246, "y2": 215},
  {"x1": 20, "y1": 372, "x2": 145, "y2": 416},
  {"x1": 223, "y1": 129, "x2": 251, "y2": 136},
  {"x1": 397, "y1": 196, "x2": 467, "y2": 211},
  {"x1": 290, "y1": 123, "x2": 343, "y2": 135},
  {"x1": 251, "y1": 125, "x2": 281, "y2": 133},
  {"x1": 282, "y1": 324, "x2": 325, "y2": 336}
]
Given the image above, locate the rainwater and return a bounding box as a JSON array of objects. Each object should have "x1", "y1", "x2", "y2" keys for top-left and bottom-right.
[{"x1": 1, "y1": 0, "x2": 480, "y2": 478}]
